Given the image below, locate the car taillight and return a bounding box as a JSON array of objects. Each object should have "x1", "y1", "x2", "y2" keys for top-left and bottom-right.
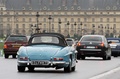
[
  {"x1": 54, "y1": 58, "x2": 63, "y2": 61},
  {"x1": 19, "y1": 57, "x2": 28, "y2": 61},
  {"x1": 100, "y1": 42, "x2": 104, "y2": 47},
  {"x1": 4, "y1": 44, "x2": 7, "y2": 49},
  {"x1": 77, "y1": 42, "x2": 81, "y2": 46}
]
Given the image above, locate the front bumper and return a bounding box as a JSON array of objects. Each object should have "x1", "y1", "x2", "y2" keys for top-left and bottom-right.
[{"x1": 17, "y1": 60, "x2": 69, "y2": 67}]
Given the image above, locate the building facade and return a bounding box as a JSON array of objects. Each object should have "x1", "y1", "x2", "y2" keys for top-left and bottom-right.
[{"x1": 0, "y1": 0, "x2": 120, "y2": 37}]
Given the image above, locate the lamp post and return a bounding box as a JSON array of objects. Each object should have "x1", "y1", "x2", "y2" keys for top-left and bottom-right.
[
  {"x1": 74, "y1": 22, "x2": 77, "y2": 34},
  {"x1": 48, "y1": 15, "x2": 52, "y2": 32},
  {"x1": 92, "y1": 24, "x2": 95, "y2": 34},
  {"x1": 58, "y1": 18, "x2": 62, "y2": 33},
  {"x1": 80, "y1": 22, "x2": 83, "y2": 36},
  {"x1": 36, "y1": 12, "x2": 40, "y2": 33},
  {"x1": 67, "y1": 21, "x2": 70, "y2": 36}
]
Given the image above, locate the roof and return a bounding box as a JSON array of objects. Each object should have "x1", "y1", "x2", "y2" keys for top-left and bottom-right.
[
  {"x1": 31, "y1": 33, "x2": 65, "y2": 39},
  {"x1": 107, "y1": 38, "x2": 120, "y2": 40},
  {"x1": 2, "y1": 0, "x2": 120, "y2": 10}
]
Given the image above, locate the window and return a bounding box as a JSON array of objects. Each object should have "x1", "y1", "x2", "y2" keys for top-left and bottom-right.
[
  {"x1": 92, "y1": 18, "x2": 95, "y2": 22},
  {"x1": 84, "y1": 18, "x2": 87, "y2": 22},
  {"x1": 100, "y1": 18, "x2": 103, "y2": 22},
  {"x1": 78, "y1": 18, "x2": 80, "y2": 22},
  {"x1": 65, "y1": 18, "x2": 67, "y2": 22},
  {"x1": 23, "y1": 18, "x2": 25, "y2": 22},
  {"x1": 107, "y1": 18, "x2": 109, "y2": 22},
  {"x1": 113, "y1": 18, "x2": 116, "y2": 22},
  {"x1": 71, "y1": 18, "x2": 74, "y2": 22},
  {"x1": 43, "y1": 18, "x2": 46, "y2": 22},
  {"x1": 50, "y1": 0, "x2": 53, "y2": 5},
  {"x1": 29, "y1": 18, "x2": 32, "y2": 22},
  {"x1": 62, "y1": 0, "x2": 67, "y2": 6}
]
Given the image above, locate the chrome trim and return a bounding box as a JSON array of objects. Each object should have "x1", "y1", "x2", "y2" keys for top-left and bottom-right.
[
  {"x1": 18, "y1": 60, "x2": 69, "y2": 65},
  {"x1": 80, "y1": 49, "x2": 101, "y2": 51}
]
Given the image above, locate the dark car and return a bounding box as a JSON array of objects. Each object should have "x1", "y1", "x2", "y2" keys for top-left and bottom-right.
[
  {"x1": 107, "y1": 38, "x2": 120, "y2": 57},
  {"x1": 3, "y1": 35, "x2": 28, "y2": 58},
  {"x1": 76, "y1": 35, "x2": 111, "y2": 60}
]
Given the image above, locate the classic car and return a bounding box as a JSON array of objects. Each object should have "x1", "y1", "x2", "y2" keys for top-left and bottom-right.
[
  {"x1": 107, "y1": 38, "x2": 120, "y2": 57},
  {"x1": 3, "y1": 35, "x2": 28, "y2": 58},
  {"x1": 76, "y1": 35, "x2": 111, "y2": 60},
  {"x1": 17, "y1": 33, "x2": 77, "y2": 72}
]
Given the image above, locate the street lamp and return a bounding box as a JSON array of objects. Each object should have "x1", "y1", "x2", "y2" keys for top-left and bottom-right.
[
  {"x1": 74, "y1": 22, "x2": 77, "y2": 34},
  {"x1": 80, "y1": 22, "x2": 82, "y2": 36},
  {"x1": 48, "y1": 15, "x2": 52, "y2": 32},
  {"x1": 92, "y1": 24, "x2": 95, "y2": 34},
  {"x1": 67, "y1": 21, "x2": 70, "y2": 35},
  {"x1": 36, "y1": 12, "x2": 40, "y2": 33},
  {"x1": 58, "y1": 18, "x2": 62, "y2": 33}
]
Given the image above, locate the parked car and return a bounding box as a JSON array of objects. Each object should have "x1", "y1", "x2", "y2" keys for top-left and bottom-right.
[
  {"x1": 3, "y1": 35, "x2": 28, "y2": 58},
  {"x1": 17, "y1": 33, "x2": 77, "y2": 72},
  {"x1": 76, "y1": 35, "x2": 111, "y2": 60},
  {"x1": 107, "y1": 38, "x2": 120, "y2": 57},
  {"x1": 65, "y1": 38, "x2": 75, "y2": 46}
]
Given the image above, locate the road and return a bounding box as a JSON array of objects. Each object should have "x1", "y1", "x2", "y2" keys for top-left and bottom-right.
[{"x1": 0, "y1": 57, "x2": 120, "y2": 79}]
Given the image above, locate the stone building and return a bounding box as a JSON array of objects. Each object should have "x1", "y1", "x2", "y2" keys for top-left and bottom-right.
[{"x1": 0, "y1": 0, "x2": 120, "y2": 37}]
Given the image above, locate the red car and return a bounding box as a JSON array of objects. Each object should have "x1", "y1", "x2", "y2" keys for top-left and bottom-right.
[{"x1": 3, "y1": 35, "x2": 28, "y2": 58}]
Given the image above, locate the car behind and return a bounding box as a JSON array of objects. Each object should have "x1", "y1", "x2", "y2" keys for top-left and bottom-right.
[
  {"x1": 3, "y1": 35, "x2": 28, "y2": 58},
  {"x1": 76, "y1": 35, "x2": 111, "y2": 60},
  {"x1": 107, "y1": 38, "x2": 120, "y2": 57}
]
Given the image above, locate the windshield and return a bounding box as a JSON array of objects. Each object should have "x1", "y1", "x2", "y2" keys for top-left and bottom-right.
[
  {"x1": 32, "y1": 36, "x2": 59, "y2": 44},
  {"x1": 6, "y1": 36, "x2": 27, "y2": 42},
  {"x1": 107, "y1": 39, "x2": 120, "y2": 43},
  {"x1": 81, "y1": 36, "x2": 102, "y2": 42}
]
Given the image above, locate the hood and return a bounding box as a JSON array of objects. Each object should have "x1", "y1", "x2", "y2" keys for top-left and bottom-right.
[{"x1": 26, "y1": 45, "x2": 63, "y2": 60}]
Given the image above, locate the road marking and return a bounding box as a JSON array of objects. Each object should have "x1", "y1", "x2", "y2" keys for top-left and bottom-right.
[{"x1": 89, "y1": 66, "x2": 120, "y2": 79}]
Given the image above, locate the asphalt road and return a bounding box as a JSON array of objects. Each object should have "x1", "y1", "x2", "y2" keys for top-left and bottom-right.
[{"x1": 0, "y1": 57, "x2": 120, "y2": 79}]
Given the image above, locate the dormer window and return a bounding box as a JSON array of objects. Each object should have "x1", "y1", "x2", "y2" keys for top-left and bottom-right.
[
  {"x1": 39, "y1": 0, "x2": 43, "y2": 5},
  {"x1": 73, "y1": 0, "x2": 77, "y2": 5},
  {"x1": 62, "y1": 0, "x2": 67, "y2": 6},
  {"x1": 50, "y1": 0, "x2": 53, "y2": 5}
]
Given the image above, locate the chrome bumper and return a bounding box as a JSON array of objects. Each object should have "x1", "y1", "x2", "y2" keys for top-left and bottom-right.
[{"x1": 18, "y1": 60, "x2": 69, "y2": 66}]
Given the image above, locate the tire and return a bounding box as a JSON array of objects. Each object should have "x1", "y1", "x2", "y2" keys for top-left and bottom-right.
[
  {"x1": 77, "y1": 53, "x2": 80, "y2": 60},
  {"x1": 71, "y1": 66, "x2": 76, "y2": 72},
  {"x1": 18, "y1": 66, "x2": 25, "y2": 72},
  {"x1": 28, "y1": 67, "x2": 34, "y2": 72},
  {"x1": 64, "y1": 65, "x2": 71, "y2": 72},
  {"x1": 77, "y1": 55, "x2": 80, "y2": 60},
  {"x1": 12, "y1": 55, "x2": 16, "y2": 58},
  {"x1": 103, "y1": 55, "x2": 107, "y2": 60},
  {"x1": 81, "y1": 56, "x2": 85, "y2": 60},
  {"x1": 64, "y1": 59, "x2": 72, "y2": 72},
  {"x1": 4, "y1": 54, "x2": 9, "y2": 58},
  {"x1": 107, "y1": 56, "x2": 111, "y2": 60}
]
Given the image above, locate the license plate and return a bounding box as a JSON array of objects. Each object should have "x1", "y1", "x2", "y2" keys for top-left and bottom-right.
[
  {"x1": 13, "y1": 45, "x2": 21, "y2": 47},
  {"x1": 31, "y1": 61, "x2": 49, "y2": 65},
  {"x1": 86, "y1": 46, "x2": 95, "y2": 48},
  {"x1": 111, "y1": 46, "x2": 116, "y2": 48}
]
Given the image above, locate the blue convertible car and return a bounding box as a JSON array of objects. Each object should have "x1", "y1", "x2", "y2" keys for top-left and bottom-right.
[{"x1": 17, "y1": 33, "x2": 77, "y2": 72}]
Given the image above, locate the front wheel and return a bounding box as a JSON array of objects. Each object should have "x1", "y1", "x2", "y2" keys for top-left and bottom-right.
[
  {"x1": 17, "y1": 66, "x2": 25, "y2": 72},
  {"x1": 4, "y1": 54, "x2": 9, "y2": 58},
  {"x1": 64, "y1": 65, "x2": 71, "y2": 72},
  {"x1": 71, "y1": 66, "x2": 76, "y2": 72}
]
